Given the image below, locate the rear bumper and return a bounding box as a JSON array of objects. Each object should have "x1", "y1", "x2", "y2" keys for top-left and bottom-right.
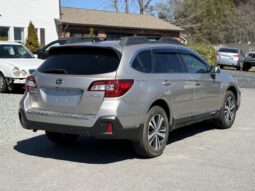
[
  {"x1": 19, "y1": 108, "x2": 141, "y2": 141},
  {"x1": 217, "y1": 59, "x2": 240, "y2": 66},
  {"x1": 243, "y1": 61, "x2": 255, "y2": 66}
]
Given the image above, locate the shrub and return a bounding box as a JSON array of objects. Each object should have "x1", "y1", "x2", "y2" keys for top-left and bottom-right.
[
  {"x1": 88, "y1": 27, "x2": 95, "y2": 38},
  {"x1": 188, "y1": 44, "x2": 216, "y2": 66},
  {"x1": 25, "y1": 21, "x2": 40, "y2": 52}
]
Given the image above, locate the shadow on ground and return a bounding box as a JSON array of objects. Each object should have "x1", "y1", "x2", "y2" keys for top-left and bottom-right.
[
  {"x1": 3, "y1": 86, "x2": 25, "y2": 95},
  {"x1": 14, "y1": 121, "x2": 214, "y2": 164}
]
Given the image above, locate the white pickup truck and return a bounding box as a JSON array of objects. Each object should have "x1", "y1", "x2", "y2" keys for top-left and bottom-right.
[{"x1": 0, "y1": 41, "x2": 43, "y2": 93}]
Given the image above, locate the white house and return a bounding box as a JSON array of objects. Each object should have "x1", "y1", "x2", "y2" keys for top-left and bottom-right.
[{"x1": 0, "y1": 0, "x2": 60, "y2": 45}]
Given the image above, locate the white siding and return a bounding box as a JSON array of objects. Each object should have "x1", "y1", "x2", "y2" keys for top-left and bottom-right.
[{"x1": 0, "y1": 0, "x2": 60, "y2": 45}]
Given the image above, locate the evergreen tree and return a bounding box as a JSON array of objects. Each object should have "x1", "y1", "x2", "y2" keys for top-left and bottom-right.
[
  {"x1": 88, "y1": 27, "x2": 95, "y2": 38},
  {"x1": 25, "y1": 21, "x2": 40, "y2": 52}
]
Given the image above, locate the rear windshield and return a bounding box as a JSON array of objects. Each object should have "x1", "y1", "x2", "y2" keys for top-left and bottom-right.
[
  {"x1": 38, "y1": 47, "x2": 120, "y2": 75},
  {"x1": 248, "y1": 53, "x2": 255, "y2": 58},
  {"x1": 218, "y1": 48, "x2": 238, "y2": 53}
]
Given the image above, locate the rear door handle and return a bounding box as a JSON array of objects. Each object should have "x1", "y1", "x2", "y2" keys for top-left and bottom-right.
[
  {"x1": 194, "y1": 82, "x2": 201, "y2": 86},
  {"x1": 162, "y1": 80, "x2": 172, "y2": 86}
]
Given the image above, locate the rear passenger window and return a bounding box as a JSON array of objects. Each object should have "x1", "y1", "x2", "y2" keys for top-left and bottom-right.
[
  {"x1": 132, "y1": 50, "x2": 152, "y2": 73},
  {"x1": 180, "y1": 54, "x2": 210, "y2": 73},
  {"x1": 153, "y1": 52, "x2": 185, "y2": 73}
]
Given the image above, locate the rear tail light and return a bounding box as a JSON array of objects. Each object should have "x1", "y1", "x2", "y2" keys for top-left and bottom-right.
[
  {"x1": 106, "y1": 122, "x2": 113, "y2": 134},
  {"x1": 25, "y1": 75, "x2": 37, "y2": 92},
  {"x1": 88, "y1": 79, "x2": 134, "y2": 97},
  {"x1": 233, "y1": 54, "x2": 240, "y2": 58}
]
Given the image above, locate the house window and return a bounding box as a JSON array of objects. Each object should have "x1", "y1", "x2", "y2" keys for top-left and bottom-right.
[
  {"x1": 40, "y1": 28, "x2": 45, "y2": 46},
  {"x1": 0, "y1": 27, "x2": 9, "y2": 41},
  {"x1": 14, "y1": 27, "x2": 24, "y2": 43}
]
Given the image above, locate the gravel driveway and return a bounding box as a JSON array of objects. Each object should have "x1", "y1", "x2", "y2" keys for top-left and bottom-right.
[{"x1": 0, "y1": 76, "x2": 255, "y2": 190}]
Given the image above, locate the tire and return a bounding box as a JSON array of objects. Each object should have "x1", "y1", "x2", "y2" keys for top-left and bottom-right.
[
  {"x1": 45, "y1": 131, "x2": 79, "y2": 145},
  {"x1": 0, "y1": 73, "x2": 8, "y2": 93},
  {"x1": 242, "y1": 63, "x2": 250, "y2": 72},
  {"x1": 214, "y1": 91, "x2": 237, "y2": 129},
  {"x1": 242, "y1": 66, "x2": 248, "y2": 71},
  {"x1": 133, "y1": 106, "x2": 170, "y2": 158},
  {"x1": 236, "y1": 66, "x2": 241, "y2": 71},
  {"x1": 219, "y1": 65, "x2": 224, "y2": 69}
]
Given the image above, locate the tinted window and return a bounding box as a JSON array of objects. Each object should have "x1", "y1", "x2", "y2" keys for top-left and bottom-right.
[
  {"x1": 154, "y1": 51, "x2": 185, "y2": 73},
  {"x1": 218, "y1": 48, "x2": 238, "y2": 53},
  {"x1": 181, "y1": 54, "x2": 209, "y2": 73},
  {"x1": 248, "y1": 53, "x2": 255, "y2": 58},
  {"x1": 132, "y1": 50, "x2": 152, "y2": 73},
  {"x1": 38, "y1": 47, "x2": 120, "y2": 75}
]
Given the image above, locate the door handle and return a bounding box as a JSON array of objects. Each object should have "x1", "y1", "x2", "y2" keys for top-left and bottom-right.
[
  {"x1": 162, "y1": 80, "x2": 172, "y2": 86},
  {"x1": 194, "y1": 82, "x2": 201, "y2": 86}
]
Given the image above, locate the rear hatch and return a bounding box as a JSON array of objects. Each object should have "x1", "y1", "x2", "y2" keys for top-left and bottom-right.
[
  {"x1": 30, "y1": 46, "x2": 121, "y2": 115},
  {"x1": 217, "y1": 48, "x2": 239, "y2": 61}
]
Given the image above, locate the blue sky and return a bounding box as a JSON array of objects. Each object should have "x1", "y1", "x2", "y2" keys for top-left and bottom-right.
[{"x1": 61, "y1": 0, "x2": 157, "y2": 13}]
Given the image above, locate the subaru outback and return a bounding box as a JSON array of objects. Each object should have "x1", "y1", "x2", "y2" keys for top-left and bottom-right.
[{"x1": 19, "y1": 37, "x2": 241, "y2": 158}]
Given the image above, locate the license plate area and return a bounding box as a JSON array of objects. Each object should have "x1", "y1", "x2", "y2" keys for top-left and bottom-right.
[
  {"x1": 43, "y1": 88, "x2": 83, "y2": 106},
  {"x1": 220, "y1": 55, "x2": 231, "y2": 60}
]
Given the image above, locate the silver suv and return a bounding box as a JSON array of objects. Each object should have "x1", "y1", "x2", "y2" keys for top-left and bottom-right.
[{"x1": 19, "y1": 37, "x2": 241, "y2": 158}]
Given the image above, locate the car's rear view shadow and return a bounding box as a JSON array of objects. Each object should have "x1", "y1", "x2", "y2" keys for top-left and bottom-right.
[{"x1": 14, "y1": 121, "x2": 214, "y2": 164}]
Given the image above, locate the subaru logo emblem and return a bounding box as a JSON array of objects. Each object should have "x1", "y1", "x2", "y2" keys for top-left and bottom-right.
[{"x1": 56, "y1": 79, "x2": 63, "y2": 85}]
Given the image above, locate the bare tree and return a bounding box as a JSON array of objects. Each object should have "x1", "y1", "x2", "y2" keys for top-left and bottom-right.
[
  {"x1": 137, "y1": 0, "x2": 152, "y2": 14},
  {"x1": 112, "y1": 0, "x2": 119, "y2": 12},
  {"x1": 110, "y1": 0, "x2": 153, "y2": 14},
  {"x1": 124, "y1": 0, "x2": 129, "y2": 13}
]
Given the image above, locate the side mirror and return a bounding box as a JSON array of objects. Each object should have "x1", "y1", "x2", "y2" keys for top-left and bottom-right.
[{"x1": 211, "y1": 66, "x2": 220, "y2": 79}]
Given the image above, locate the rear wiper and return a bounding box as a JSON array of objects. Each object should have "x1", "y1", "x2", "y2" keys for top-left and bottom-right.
[{"x1": 43, "y1": 69, "x2": 68, "y2": 74}]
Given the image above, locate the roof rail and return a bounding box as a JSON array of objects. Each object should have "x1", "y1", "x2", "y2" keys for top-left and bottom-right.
[
  {"x1": 65, "y1": 37, "x2": 101, "y2": 44},
  {"x1": 120, "y1": 36, "x2": 183, "y2": 46}
]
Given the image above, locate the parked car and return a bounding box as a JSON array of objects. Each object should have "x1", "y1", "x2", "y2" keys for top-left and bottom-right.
[
  {"x1": 19, "y1": 37, "x2": 241, "y2": 158},
  {"x1": 33, "y1": 39, "x2": 67, "y2": 59},
  {"x1": 0, "y1": 41, "x2": 43, "y2": 93},
  {"x1": 217, "y1": 47, "x2": 244, "y2": 70},
  {"x1": 242, "y1": 52, "x2": 255, "y2": 71}
]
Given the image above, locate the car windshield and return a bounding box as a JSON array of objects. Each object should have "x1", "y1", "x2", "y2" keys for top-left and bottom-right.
[
  {"x1": 0, "y1": 44, "x2": 34, "y2": 58},
  {"x1": 218, "y1": 48, "x2": 239, "y2": 53}
]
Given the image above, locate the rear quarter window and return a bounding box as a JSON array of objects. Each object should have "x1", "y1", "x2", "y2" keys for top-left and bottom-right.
[
  {"x1": 38, "y1": 47, "x2": 120, "y2": 75},
  {"x1": 132, "y1": 50, "x2": 152, "y2": 73}
]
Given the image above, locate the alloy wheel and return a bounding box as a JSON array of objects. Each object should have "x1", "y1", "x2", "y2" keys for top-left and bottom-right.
[
  {"x1": 148, "y1": 114, "x2": 167, "y2": 151},
  {"x1": 224, "y1": 96, "x2": 236, "y2": 125},
  {"x1": 0, "y1": 75, "x2": 4, "y2": 90}
]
